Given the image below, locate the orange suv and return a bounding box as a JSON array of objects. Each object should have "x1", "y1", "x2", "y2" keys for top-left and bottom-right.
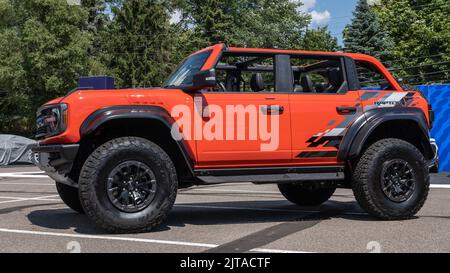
[{"x1": 32, "y1": 44, "x2": 437, "y2": 233}]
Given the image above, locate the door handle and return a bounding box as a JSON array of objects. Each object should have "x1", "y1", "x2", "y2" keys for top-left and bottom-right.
[
  {"x1": 336, "y1": 106, "x2": 357, "y2": 115},
  {"x1": 262, "y1": 105, "x2": 284, "y2": 114}
]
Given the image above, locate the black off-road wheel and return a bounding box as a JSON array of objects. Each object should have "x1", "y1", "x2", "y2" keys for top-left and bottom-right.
[
  {"x1": 56, "y1": 182, "x2": 84, "y2": 213},
  {"x1": 278, "y1": 184, "x2": 336, "y2": 206},
  {"x1": 352, "y1": 138, "x2": 430, "y2": 220},
  {"x1": 78, "y1": 137, "x2": 178, "y2": 233}
]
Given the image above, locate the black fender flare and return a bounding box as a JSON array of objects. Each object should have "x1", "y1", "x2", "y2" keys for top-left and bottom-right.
[
  {"x1": 338, "y1": 107, "x2": 432, "y2": 162},
  {"x1": 79, "y1": 105, "x2": 195, "y2": 175}
]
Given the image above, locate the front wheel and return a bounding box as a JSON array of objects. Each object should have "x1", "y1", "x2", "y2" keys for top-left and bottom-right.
[
  {"x1": 278, "y1": 184, "x2": 336, "y2": 206},
  {"x1": 78, "y1": 137, "x2": 178, "y2": 233},
  {"x1": 352, "y1": 138, "x2": 430, "y2": 220},
  {"x1": 56, "y1": 182, "x2": 84, "y2": 213}
]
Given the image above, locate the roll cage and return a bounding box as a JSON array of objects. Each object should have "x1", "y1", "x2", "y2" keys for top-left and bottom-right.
[{"x1": 196, "y1": 44, "x2": 403, "y2": 93}]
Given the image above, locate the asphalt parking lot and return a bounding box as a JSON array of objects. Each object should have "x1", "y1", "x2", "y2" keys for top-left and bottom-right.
[{"x1": 0, "y1": 166, "x2": 449, "y2": 253}]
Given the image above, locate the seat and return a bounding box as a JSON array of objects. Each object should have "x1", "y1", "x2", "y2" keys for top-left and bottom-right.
[
  {"x1": 225, "y1": 72, "x2": 239, "y2": 92},
  {"x1": 315, "y1": 83, "x2": 329, "y2": 93},
  {"x1": 324, "y1": 68, "x2": 342, "y2": 93},
  {"x1": 300, "y1": 74, "x2": 315, "y2": 93},
  {"x1": 250, "y1": 73, "x2": 265, "y2": 92}
]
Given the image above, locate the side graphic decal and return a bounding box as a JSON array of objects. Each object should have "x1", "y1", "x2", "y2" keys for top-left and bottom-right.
[
  {"x1": 300, "y1": 91, "x2": 419, "y2": 159},
  {"x1": 306, "y1": 103, "x2": 363, "y2": 149}
]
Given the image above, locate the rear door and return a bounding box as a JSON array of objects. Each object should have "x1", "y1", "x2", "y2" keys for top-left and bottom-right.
[{"x1": 289, "y1": 55, "x2": 363, "y2": 165}]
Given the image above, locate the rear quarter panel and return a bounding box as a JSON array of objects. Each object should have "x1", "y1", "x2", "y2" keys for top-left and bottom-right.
[{"x1": 358, "y1": 90, "x2": 430, "y2": 124}]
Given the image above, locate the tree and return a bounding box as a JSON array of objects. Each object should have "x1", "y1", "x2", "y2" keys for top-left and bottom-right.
[
  {"x1": 178, "y1": 0, "x2": 311, "y2": 50},
  {"x1": 0, "y1": 0, "x2": 91, "y2": 136},
  {"x1": 103, "y1": 0, "x2": 177, "y2": 88},
  {"x1": 301, "y1": 27, "x2": 340, "y2": 52},
  {"x1": 81, "y1": 0, "x2": 109, "y2": 33},
  {"x1": 343, "y1": 0, "x2": 393, "y2": 63},
  {"x1": 374, "y1": 0, "x2": 450, "y2": 84},
  {"x1": 81, "y1": 0, "x2": 112, "y2": 76}
]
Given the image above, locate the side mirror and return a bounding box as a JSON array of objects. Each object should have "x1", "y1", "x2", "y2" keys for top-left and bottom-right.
[{"x1": 184, "y1": 69, "x2": 217, "y2": 92}]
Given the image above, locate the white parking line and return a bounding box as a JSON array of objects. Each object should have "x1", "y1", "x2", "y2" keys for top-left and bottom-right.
[
  {"x1": 0, "y1": 195, "x2": 60, "y2": 204},
  {"x1": 0, "y1": 182, "x2": 54, "y2": 186},
  {"x1": 0, "y1": 228, "x2": 308, "y2": 253},
  {"x1": 431, "y1": 184, "x2": 450, "y2": 189},
  {"x1": 0, "y1": 171, "x2": 47, "y2": 178},
  {"x1": 0, "y1": 174, "x2": 48, "y2": 178},
  {"x1": 0, "y1": 196, "x2": 34, "y2": 200},
  {"x1": 0, "y1": 171, "x2": 45, "y2": 175}
]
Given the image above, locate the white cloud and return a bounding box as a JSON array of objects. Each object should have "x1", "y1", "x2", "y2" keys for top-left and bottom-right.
[
  {"x1": 310, "y1": 10, "x2": 331, "y2": 25},
  {"x1": 298, "y1": 0, "x2": 316, "y2": 12},
  {"x1": 296, "y1": 0, "x2": 331, "y2": 26}
]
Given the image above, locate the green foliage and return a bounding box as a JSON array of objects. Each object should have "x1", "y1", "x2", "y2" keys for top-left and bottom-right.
[
  {"x1": 179, "y1": 0, "x2": 311, "y2": 49},
  {"x1": 343, "y1": 0, "x2": 393, "y2": 63},
  {"x1": 374, "y1": 0, "x2": 450, "y2": 84},
  {"x1": 301, "y1": 27, "x2": 340, "y2": 52},
  {"x1": 0, "y1": 0, "x2": 91, "y2": 136},
  {"x1": 101, "y1": 0, "x2": 176, "y2": 88}
]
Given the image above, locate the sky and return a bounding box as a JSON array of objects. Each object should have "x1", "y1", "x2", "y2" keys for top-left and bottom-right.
[{"x1": 299, "y1": 0, "x2": 359, "y2": 45}]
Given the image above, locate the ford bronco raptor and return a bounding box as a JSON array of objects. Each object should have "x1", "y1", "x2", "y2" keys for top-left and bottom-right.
[{"x1": 32, "y1": 44, "x2": 438, "y2": 233}]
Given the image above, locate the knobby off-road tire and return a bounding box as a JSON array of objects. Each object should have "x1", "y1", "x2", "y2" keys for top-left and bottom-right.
[
  {"x1": 278, "y1": 184, "x2": 336, "y2": 206},
  {"x1": 56, "y1": 182, "x2": 84, "y2": 213},
  {"x1": 78, "y1": 137, "x2": 178, "y2": 233},
  {"x1": 352, "y1": 138, "x2": 429, "y2": 220}
]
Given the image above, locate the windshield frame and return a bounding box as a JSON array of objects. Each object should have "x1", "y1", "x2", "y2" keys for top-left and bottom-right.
[{"x1": 164, "y1": 50, "x2": 213, "y2": 88}]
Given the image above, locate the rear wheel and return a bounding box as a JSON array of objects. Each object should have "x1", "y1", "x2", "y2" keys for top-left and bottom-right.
[
  {"x1": 78, "y1": 137, "x2": 178, "y2": 233},
  {"x1": 352, "y1": 138, "x2": 429, "y2": 220},
  {"x1": 55, "y1": 182, "x2": 84, "y2": 213},
  {"x1": 278, "y1": 184, "x2": 336, "y2": 206}
]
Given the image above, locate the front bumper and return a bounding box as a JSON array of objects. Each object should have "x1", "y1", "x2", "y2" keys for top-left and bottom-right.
[
  {"x1": 429, "y1": 138, "x2": 439, "y2": 173},
  {"x1": 31, "y1": 144, "x2": 79, "y2": 187}
]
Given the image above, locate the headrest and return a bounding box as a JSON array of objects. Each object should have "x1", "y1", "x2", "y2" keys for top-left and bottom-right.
[
  {"x1": 250, "y1": 73, "x2": 265, "y2": 92},
  {"x1": 300, "y1": 74, "x2": 315, "y2": 92},
  {"x1": 328, "y1": 68, "x2": 341, "y2": 87}
]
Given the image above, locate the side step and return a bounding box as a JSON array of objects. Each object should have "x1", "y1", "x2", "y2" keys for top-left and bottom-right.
[{"x1": 195, "y1": 166, "x2": 345, "y2": 184}]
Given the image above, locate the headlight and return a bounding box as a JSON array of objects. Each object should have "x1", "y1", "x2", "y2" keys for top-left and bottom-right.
[{"x1": 36, "y1": 104, "x2": 68, "y2": 139}]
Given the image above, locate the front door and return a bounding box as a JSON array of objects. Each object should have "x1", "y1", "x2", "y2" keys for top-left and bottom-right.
[{"x1": 194, "y1": 53, "x2": 292, "y2": 168}]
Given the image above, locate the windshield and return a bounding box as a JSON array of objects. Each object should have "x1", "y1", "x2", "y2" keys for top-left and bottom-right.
[{"x1": 164, "y1": 51, "x2": 211, "y2": 87}]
